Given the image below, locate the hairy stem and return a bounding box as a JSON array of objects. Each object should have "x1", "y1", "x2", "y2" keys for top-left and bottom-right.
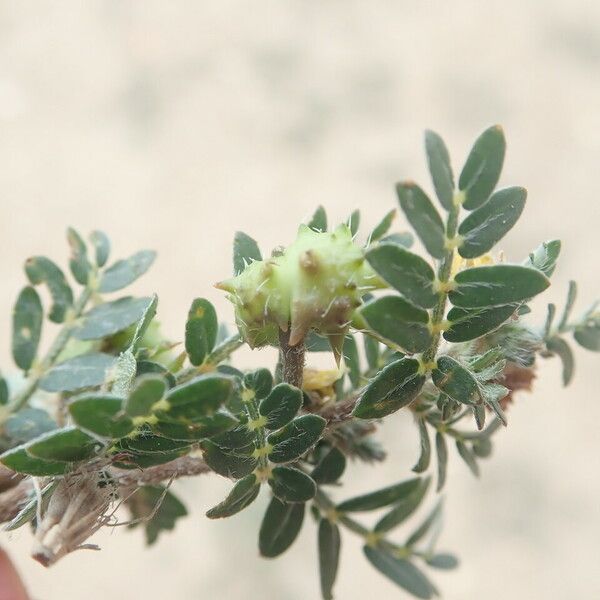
[
  {"x1": 422, "y1": 198, "x2": 461, "y2": 365},
  {"x1": 278, "y1": 328, "x2": 305, "y2": 388}
]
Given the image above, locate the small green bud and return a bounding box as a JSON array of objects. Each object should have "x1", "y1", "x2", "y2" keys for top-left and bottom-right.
[{"x1": 217, "y1": 224, "x2": 384, "y2": 357}]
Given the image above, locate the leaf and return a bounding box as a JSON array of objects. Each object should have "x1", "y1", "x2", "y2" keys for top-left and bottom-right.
[
  {"x1": 443, "y1": 304, "x2": 518, "y2": 342},
  {"x1": 426, "y1": 553, "x2": 459, "y2": 570},
  {"x1": 98, "y1": 250, "x2": 156, "y2": 293},
  {"x1": 359, "y1": 296, "x2": 432, "y2": 353},
  {"x1": 269, "y1": 466, "x2": 316, "y2": 503},
  {"x1": 406, "y1": 500, "x2": 443, "y2": 546},
  {"x1": 206, "y1": 474, "x2": 260, "y2": 519},
  {"x1": 5, "y1": 408, "x2": 56, "y2": 443},
  {"x1": 574, "y1": 313, "x2": 600, "y2": 352},
  {"x1": 370, "y1": 209, "x2": 396, "y2": 242},
  {"x1": 347, "y1": 209, "x2": 360, "y2": 236},
  {"x1": 375, "y1": 477, "x2": 430, "y2": 533},
  {"x1": 125, "y1": 375, "x2": 167, "y2": 417},
  {"x1": 318, "y1": 519, "x2": 341, "y2": 600},
  {"x1": 233, "y1": 231, "x2": 262, "y2": 275},
  {"x1": 524, "y1": 239, "x2": 561, "y2": 277},
  {"x1": 243, "y1": 368, "x2": 273, "y2": 400},
  {"x1": 397, "y1": 182, "x2": 446, "y2": 258},
  {"x1": 185, "y1": 298, "x2": 218, "y2": 366},
  {"x1": 412, "y1": 419, "x2": 431, "y2": 473},
  {"x1": 425, "y1": 129, "x2": 454, "y2": 211},
  {"x1": 12, "y1": 286, "x2": 43, "y2": 371},
  {"x1": 546, "y1": 336, "x2": 575, "y2": 386},
  {"x1": 90, "y1": 230, "x2": 110, "y2": 267},
  {"x1": 267, "y1": 415, "x2": 326, "y2": 463},
  {"x1": 136, "y1": 360, "x2": 176, "y2": 387},
  {"x1": 74, "y1": 296, "x2": 153, "y2": 340},
  {"x1": 200, "y1": 439, "x2": 257, "y2": 479},
  {"x1": 435, "y1": 433, "x2": 447, "y2": 492},
  {"x1": 130, "y1": 293, "x2": 158, "y2": 351},
  {"x1": 432, "y1": 356, "x2": 481, "y2": 405},
  {"x1": 67, "y1": 227, "x2": 92, "y2": 284},
  {"x1": 163, "y1": 374, "x2": 233, "y2": 422},
  {"x1": 456, "y1": 440, "x2": 480, "y2": 477},
  {"x1": 121, "y1": 432, "x2": 190, "y2": 455},
  {"x1": 337, "y1": 477, "x2": 422, "y2": 513},
  {"x1": 39, "y1": 352, "x2": 115, "y2": 393},
  {"x1": 259, "y1": 497, "x2": 305, "y2": 557},
  {"x1": 0, "y1": 446, "x2": 68, "y2": 476},
  {"x1": 449, "y1": 265, "x2": 550, "y2": 308},
  {"x1": 68, "y1": 394, "x2": 134, "y2": 438},
  {"x1": 458, "y1": 187, "x2": 526, "y2": 258},
  {"x1": 128, "y1": 486, "x2": 187, "y2": 545},
  {"x1": 353, "y1": 358, "x2": 425, "y2": 419},
  {"x1": 311, "y1": 445, "x2": 346, "y2": 484},
  {"x1": 364, "y1": 335, "x2": 380, "y2": 370},
  {"x1": 366, "y1": 243, "x2": 438, "y2": 309},
  {"x1": 308, "y1": 205, "x2": 327, "y2": 232},
  {"x1": 259, "y1": 383, "x2": 303, "y2": 430},
  {"x1": 458, "y1": 125, "x2": 505, "y2": 210},
  {"x1": 0, "y1": 376, "x2": 8, "y2": 406},
  {"x1": 381, "y1": 232, "x2": 414, "y2": 248},
  {"x1": 152, "y1": 411, "x2": 237, "y2": 441},
  {"x1": 363, "y1": 547, "x2": 436, "y2": 599},
  {"x1": 343, "y1": 335, "x2": 360, "y2": 388},
  {"x1": 24, "y1": 256, "x2": 73, "y2": 323},
  {"x1": 26, "y1": 426, "x2": 102, "y2": 462}
]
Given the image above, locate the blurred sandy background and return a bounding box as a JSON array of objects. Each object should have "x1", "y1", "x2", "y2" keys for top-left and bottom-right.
[{"x1": 0, "y1": 1, "x2": 599, "y2": 598}]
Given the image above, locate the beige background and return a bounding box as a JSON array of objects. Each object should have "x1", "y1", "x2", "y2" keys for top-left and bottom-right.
[{"x1": 0, "y1": 1, "x2": 599, "y2": 598}]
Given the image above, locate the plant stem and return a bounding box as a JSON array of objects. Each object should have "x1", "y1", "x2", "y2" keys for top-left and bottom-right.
[
  {"x1": 422, "y1": 200, "x2": 461, "y2": 365},
  {"x1": 6, "y1": 285, "x2": 94, "y2": 418},
  {"x1": 278, "y1": 328, "x2": 305, "y2": 388}
]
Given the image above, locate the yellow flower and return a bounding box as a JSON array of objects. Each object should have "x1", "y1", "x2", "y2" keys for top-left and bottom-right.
[
  {"x1": 302, "y1": 367, "x2": 343, "y2": 398},
  {"x1": 450, "y1": 252, "x2": 495, "y2": 277}
]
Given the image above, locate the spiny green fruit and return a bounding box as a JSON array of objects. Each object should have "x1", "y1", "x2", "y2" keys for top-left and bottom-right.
[{"x1": 217, "y1": 224, "x2": 384, "y2": 361}]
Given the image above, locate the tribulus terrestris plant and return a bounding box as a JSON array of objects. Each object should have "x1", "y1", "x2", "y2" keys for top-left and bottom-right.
[{"x1": 0, "y1": 125, "x2": 597, "y2": 598}]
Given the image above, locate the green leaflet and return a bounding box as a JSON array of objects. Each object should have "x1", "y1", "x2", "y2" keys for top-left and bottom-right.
[
  {"x1": 524, "y1": 239, "x2": 561, "y2": 277},
  {"x1": 259, "y1": 497, "x2": 305, "y2": 557},
  {"x1": 432, "y1": 356, "x2": 481, "y2": 405},
  {"x1": 233, "y1": 231, "x2": 262, "y2": 275},
  {"x1": 444, "y1": 304, "x2": 518, "y2": 342},
  {"x1": 268, "y1": 466, "x2": 316, "y2": 503},
  {"x1": 343, "y1": 335, "x2": 360, "y2": 388},
  {"x1": 458, "y1": 186, "x2": 526, "y2": 258},
  {"x1": 39, "y1": 352, "x2": 116, "y2": 393},
  {"x1": 127, "y1": 486, "x2": 187, "y2": 545},
  {"x1": 359, "y1": 296, "x2": 432, "y2": 353},
  {"x1": 353, "y1": 358, "x2": 425, "y2": 419},
  {"x1": 458, "y1": 125, "x2": 505, "y2": 210},
  {"x1": 364, "y1": 335, "x2": 380, "y2": 370},
  {"x1": 267, "y1": 415, "x2": 326, "y2": 463},
  {"x1": 74, "y1": 296, "x2": 153, "y2": 340},
  {"x1": 456, "y1": 440, "x2": 480, "y2": 477},
  {"x1": 163, "y1": 374, "x2": 233, "y2": 422},
  {"x1": 375, "y1": 477, "x2": 430, "y2": 533},
  {"x1": 24, "y1": 256, "x2": 73, "y2": 323},
  {"x1": 546, "y1": 336, "x2": 575, "y2": 386},
  {"x1": 425, "y1": 129, "x2": 454, "y2": 211},
  {"x1": 12, "y1": 286, "x2": 43, "y2": 371},
  {"x1": 426, "y1": 553, "x2": 459, "y2": 570},
  {"x1": 363, "y1": 546, "x2": 437, "y2": 599},
  {"x1": 449, "y1": 265, "x2": 550, "y2": 308},
  {"x1": 98, "y1": 250, "x2": 156, "y2": 293},
  {"x1": 130, "y1": 294, "x2": 158, "y2": 351},
  {"x1": 125, "y1": 375, "x2": 167, "y2": 417},
  {"x1": 185, "y1": 298, "x2": 218, "y2": 366},
  {"x1": 435, "y1": 432, "x2": 448, "y2": 492},
  {"x1": 412, "y1": 419, "x2": 431, "y2": 473},
  {"x1": 308, "y1": 205, "x2": 327, "y2": 232},
  {"x1": 243, "y1": 368, "x2": 273, "y2": 401},
  {"x1": 366, "y1": 243, "x2": 438, "y2": 309},
  {"x1": 26, "y1": 426, "x2": 102, "y2": 463},
  {"x1": 259, "y1": 383, "x2": 303, "y2": 430},
  {"x1": 151, "y1": 411, "x2": 238, "y2": 441},
  {"x1": 200, "y1": 439, "x2": 257, "y2": 480},
  {"x1": 347, "y1": 209, "x2": 360, "y2": 236},
  {"x1": 397, "y1": 182, "x2": 446, "y2": 258},
  {"x1": 337, "y1": 477, "x2": 422, "y2": 513},
  {"x1": 311, "y1": 445, "x2": 346, "y2": 484},
  {"x1": 318, "y1": 519, "x2": 341, "y2": 600},
  {"x1": 0, "y1": 447, "x2": 68, "y2": 476},
  {"x1": 89, "y1": 230, "x2": 110, "y2": 267},
  {"x1": 574, "y1": 313, "x2": 600, "y2": 352},
  {"x1": 120, "y1": 432, "x2": 190, "y2": 455},
  {"x1": 370, "y1": 209, "x2": 396, "y2": 242},
  {"x1": 206, "y1": 474, "x2": 260, "y2": 519},
  {"x1": 4, "y1": 408, "x2": 56, "y2": 444},
  {"x1": 67, "y1": 227, "x2": 92, "y2": 285},
  {"x1": 68, "y1": 394, "x2": 134, "y2": 439}
]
